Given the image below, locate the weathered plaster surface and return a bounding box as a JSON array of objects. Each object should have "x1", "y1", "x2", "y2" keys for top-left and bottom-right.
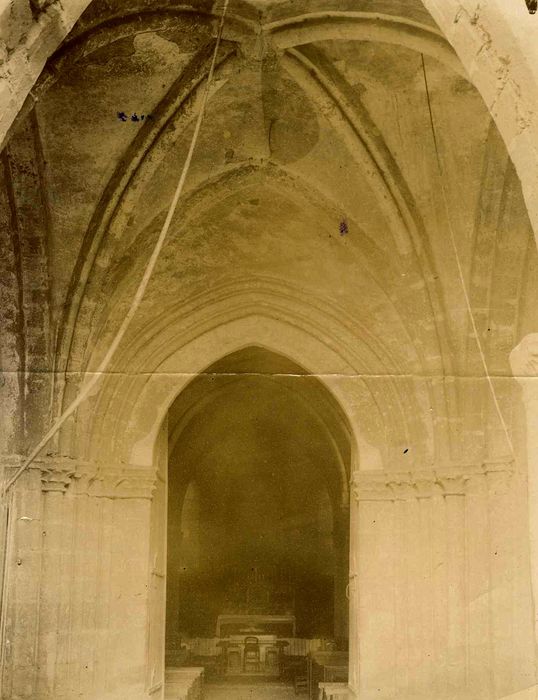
[
  {"x1": 1, "y1": 1, "x2": 538, "y2": 698},
  {"x1": 0, "y1": 1, "x2": 92, "y2": 149},
  {"x1": 422, "y1": 0, "x2": 538, "y2": 248}
]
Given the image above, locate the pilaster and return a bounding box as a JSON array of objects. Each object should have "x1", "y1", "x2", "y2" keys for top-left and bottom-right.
[
  {"x1": 511, "y1": 333, "x2": 538, "y2": 661},
  {"x1": 349, "y1": 460, "x2": 519, "y2": 699},
  {"x1": 1, "y1": 457, "x2": 159, "y2": 699}
]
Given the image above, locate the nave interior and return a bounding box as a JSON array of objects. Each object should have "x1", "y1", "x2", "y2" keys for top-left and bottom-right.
[{"x1": 164, "y1": 349, "x2": 350, "y2": 699}]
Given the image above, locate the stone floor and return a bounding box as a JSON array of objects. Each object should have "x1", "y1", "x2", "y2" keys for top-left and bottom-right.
[{"x1": 204, "y1": 681, "x2": 297, "y2": 699}]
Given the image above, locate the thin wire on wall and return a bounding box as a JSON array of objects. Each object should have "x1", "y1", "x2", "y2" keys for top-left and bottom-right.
[
  {"x1": 420, "y1": 53, "x2": 515, "y2": 459},
  {"x1": 1, "y1": 0, "x2": 230, "y2": 497},
  {"x1": 0, "y1": 490, "x2": 13, "y2": 682}
]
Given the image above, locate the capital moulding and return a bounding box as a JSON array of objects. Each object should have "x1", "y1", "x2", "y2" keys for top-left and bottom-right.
[
  {"x1": 40, "y1": 466, "x2": 76, "y2": 493},
  {"x1": 71, "y1": 467, "x2": 158, "y2": 499},
  {"x1": 1, "y1": 454, "x2": 80, "y2": 473},
  {"x1": 351, "y1": 461, "x2": 514, "y2": 501},
  {"x1": 1, "y1": 456, "x2": 159, "y2": 498},
  {"x1": 0, "y1": 458, "x2": 76, "y2": 493}
]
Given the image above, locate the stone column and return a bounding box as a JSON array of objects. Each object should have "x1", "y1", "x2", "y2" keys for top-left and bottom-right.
[
  {"x1": 33, "y1": 462, "x2": 158, "y2": 700},
  {"x1": 350, "y1": 462, "x2": 518, "y2": 699},
  {"x1": 347, "y1": 485, "x2": 359, "y2": 699},
  {"x1": 36, "y1": 463, "x2": 75, "y2": 699},
  {"x1": 81, "y1": 466, "x2": 157, "y2": 700},
  {"x1": 0, "y1": 463, "x2": 44, "y2": 700},
  {"x1": 510, "y1": 333, "x2": 538, "y2": 654},
  {"x1": 333, "y1": 505, "x2": 349, "y2": 643}
]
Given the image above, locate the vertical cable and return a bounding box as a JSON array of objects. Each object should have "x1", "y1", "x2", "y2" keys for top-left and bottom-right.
[
  {"x1": 0, "y1": 489, "x2": 14, "y2": 691},
  {"x1": 1, "y1": 0, "x2": 230, "y2": 497},
  {"x1": 0, "y1": 3, "x2": 229, "y2": 690},
  {"x1": 420, "y1": 54, "x2": 515, "y2": 458}
]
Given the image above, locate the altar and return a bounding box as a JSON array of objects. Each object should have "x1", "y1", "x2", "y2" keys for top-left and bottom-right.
[
  {"x1": 215, "y1": 614, "x2": 296, "y2": 637},
  {"x1": 215, "y1": 614, "x2": 295, "y2": 676}
]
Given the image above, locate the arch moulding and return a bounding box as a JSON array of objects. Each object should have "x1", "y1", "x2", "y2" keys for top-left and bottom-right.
[{"x1": 79, "y1": 312, "x2": 384, "y2": 475}]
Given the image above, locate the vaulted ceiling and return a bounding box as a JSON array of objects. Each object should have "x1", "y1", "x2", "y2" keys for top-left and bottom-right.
[{"x1": 2, "y1": 0, "x2": 536, "y2": 468}]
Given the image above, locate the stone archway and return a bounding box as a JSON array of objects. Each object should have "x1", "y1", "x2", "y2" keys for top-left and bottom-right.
[
  {"x1": 2, "y1": 2, "x2": 538, "y2": 699},
  {"x1": 25, "y1": 291, "x2": 532, "y2": 700},
  {"x1": 163, "y1": 346, "x2": 354, "y2": 683},
  {"x1": 64, "y1": 311, "x2": 367, "y2": 699}
]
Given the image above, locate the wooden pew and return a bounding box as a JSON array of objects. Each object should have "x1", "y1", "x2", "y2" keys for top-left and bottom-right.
[
  {"x1": 317, "y1": 682, "x2": 349, "y2": 699},
  {"x1": 308, "y1": 652, "x2": 348, "y2": 699},
  {"x1": 165, "y1": 667, "x2": 204, "y2": 699}
]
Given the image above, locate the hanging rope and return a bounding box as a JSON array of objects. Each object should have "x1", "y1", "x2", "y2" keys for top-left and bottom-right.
[
  {"x1": 421, "y1": 54, "x2": 515, "y2": 458},
  {"x1": 1, "y1": 0, "x2": 230, "y2": 497}
]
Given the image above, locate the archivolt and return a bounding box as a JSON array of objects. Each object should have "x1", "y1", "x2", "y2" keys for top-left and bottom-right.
[
  {"x1": 71, "y1": 277, "x2": 433, "y2": 471},
  {"x1": 268, "y1": 11, "x2": 466, "y2": 77},
  {"x1": 77, "y1": 160, "x2": 419, "y2": 369},
  {"x1": 68, "y1": 160, "x2": 437, "y2": 462}
]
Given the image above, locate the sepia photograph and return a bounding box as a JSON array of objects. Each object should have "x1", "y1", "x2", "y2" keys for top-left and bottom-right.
[{"x1": 1, "y1": 1, "x2": 538, "y2": 699}]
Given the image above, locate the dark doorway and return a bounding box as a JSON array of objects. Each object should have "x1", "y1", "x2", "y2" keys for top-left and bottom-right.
[{"x1": 165, "y1": 348, "x2": 351, "y2": 681}]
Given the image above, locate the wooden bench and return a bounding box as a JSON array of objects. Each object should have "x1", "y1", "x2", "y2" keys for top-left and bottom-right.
[
  {"x1": 317, "y1": 682, "x2": 349, "y2": 700},
  {"x1": 308, "y1": 651, "x2": 348, "y2": 698},
  {"x1": 165, "y1": 667, "x2": 204, "y2": 699}
]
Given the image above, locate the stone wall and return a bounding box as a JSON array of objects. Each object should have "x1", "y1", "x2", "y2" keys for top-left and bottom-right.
[
  {"x1": 351, "y1": 464, "x2": 536, "y2": 699},
  {"x1": 1, "y1": 1, "x2": 538, "y2": 698},
  {"x1": 1, "y1": 460, "x2": 157, "y2": 699}
]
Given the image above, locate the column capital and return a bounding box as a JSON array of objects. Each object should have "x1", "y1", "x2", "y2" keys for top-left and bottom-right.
[
  {"x1": 40, "y1": 465, "x2": 75, "y2": 493},
  {"x1": 351, "y1": 461, "x2": 514, "y2": 502},
  {"x1": 510, "y1": 333, "x2": 538, "y2": 402},
  {"x1": 72, "y1": 466, "x2": 158, "y2": 499},
  {"x1": 0, "y1": 457, "x2": 158, "y2": 498},
  {"x1": 0, "y1": 456, "x2": 76, "y2": 493}
]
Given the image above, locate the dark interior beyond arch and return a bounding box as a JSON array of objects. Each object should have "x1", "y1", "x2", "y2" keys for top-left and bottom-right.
[{"x1": 165, "y1": 347, "x2": 352, "y2": 668}]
